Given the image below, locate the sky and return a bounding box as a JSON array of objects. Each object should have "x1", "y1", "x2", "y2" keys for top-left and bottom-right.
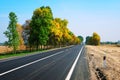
[{"x1": 0, "y1": 0, "x2": 120, "y2": 43}]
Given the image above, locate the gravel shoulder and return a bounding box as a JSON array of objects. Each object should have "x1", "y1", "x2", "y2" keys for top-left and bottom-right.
[{"x1": 86, "y1": 45, "x2": 120, "y2": 80}]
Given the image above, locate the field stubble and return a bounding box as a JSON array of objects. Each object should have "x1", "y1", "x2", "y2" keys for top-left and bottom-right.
[{"x1": 86, "y1": 45, "x2": 120, "y2": 80}]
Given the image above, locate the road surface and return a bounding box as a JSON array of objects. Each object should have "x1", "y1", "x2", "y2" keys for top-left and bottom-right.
[{"x1": 0, "y1": 44, "x2": 89, "y2": 80}]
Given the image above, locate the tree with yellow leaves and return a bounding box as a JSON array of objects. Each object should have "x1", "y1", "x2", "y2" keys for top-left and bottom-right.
[
  {"x1": 92, "y1": 32, "x2": 101, "y2": 45},
  {"x1": 49, "y1": 18, "x2": 63, "y2": 46},
  {"x1": 16, "y1": 24, "x2": 25, "y2": 50},
  {"x1": 85, "y1": 32, "x2": 101, "y2": 45},
  {"x1": 49, "y1": 18, "x2": 80, "y2": 47}
]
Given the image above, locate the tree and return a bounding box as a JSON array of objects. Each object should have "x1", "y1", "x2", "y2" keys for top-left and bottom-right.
[
  {"x1": 92, "y1": 32, "x2": 100, "y2": 45},
  {"x1": 78, "y1": 36, "x2": 84, "y2": 43},
  {"x1": 22, "y1": 20, "x2": 31, "y2": 45},
  {"x1": 16, "y1": 24, "x2": 24, "y2": 49},
  {"x1": 85, "y1": 32, "x2": 100, "y2": 45},
  {"x1": 49, "y1": 18, "x2": 80, "y2": 47},
  {"x1": 4, "y1": 12, "x2": 20, "y2": 53},
  {"x1": 85, "y1": 36, "x2": 92, "y2": 45},
  {"x1": 49, "y1": 18, "x2": 63, "y2": 47},
  {"x1": 60, "y1": 19, "x2": 69, "y2": 45},
  {"x1": 29, "y1": 6, "x2": 53, "y2": 50}
]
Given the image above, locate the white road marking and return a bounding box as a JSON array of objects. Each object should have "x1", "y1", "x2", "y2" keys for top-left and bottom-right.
[
  {"x1": 65, "y1": 46, "x2": 84, "y2": 80},
  {"x1": 0, "y1": 51, "x2": 64, "y2": 76}
]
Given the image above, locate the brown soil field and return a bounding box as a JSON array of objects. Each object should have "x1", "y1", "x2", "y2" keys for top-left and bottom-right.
[{"x1": 86, "y1": 45, "x2": 120, "y2": 80}]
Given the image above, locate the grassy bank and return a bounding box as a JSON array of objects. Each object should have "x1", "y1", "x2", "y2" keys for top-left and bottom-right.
[{"x1": 0, "y1": 50, "x2": 44, "y2": 59}]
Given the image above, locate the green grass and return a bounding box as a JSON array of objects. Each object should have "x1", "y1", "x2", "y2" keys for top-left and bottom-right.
[
  {"x1": 0, "y1": 46, "x2": 69, "y2": 60},
  {"x1": 0, "y1": 50, "x2": 45, "y2": 59}
]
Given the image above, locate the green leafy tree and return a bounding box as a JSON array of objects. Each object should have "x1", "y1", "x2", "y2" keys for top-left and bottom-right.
[
  {"x1": 4, "y1": 12, "x2": 20, "y2": 53},
  {"x1": 85, "y1": 36, "x2": 93, "y2": 45},
  {"x1": 78, "y1": 36, "x2": 84, "y2": 43},
  {"x1": 22, "y1": 20, "x2": 31, "y2": 45},
  {"x1": 29, "y1": 6, "x2": 53, "y2": 50}
]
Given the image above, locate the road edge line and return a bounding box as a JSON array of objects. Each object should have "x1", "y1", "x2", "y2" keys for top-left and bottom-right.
[{"x1": 65, "y1": 46, "x2": 84, "y2": 80}]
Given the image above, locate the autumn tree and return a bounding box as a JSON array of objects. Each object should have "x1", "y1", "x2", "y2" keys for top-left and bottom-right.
[
  {"x1": 76, "y1": 37, "x2": 81, "y2": 44},
  {"x1": 85, "y1": 32, "x2": 100, "y2": 45},
  {"x1": 68, "y1": 31, "x2": 74, "y2": 45},
  {"x1": 29, "y1": 6, "x2": 53, "y2": 50},
  {"x1": 49, "y1": 18, "x2": 63, "y2": 47},
  {"x1": 49, "y1": 18, "x2": 80, "y2": 47},
  {"x1": 16, "y1": 24, "x2": 24, "y2": 50},
  {"x1": 92, "y1": 32, "x2": 100, "y2": 45},
  {"x1": 4, "y1": 12, "x2": 20, "y2": 53},
  {"x1": 60, "y1": 19, "x2": 70, "y2": 46}
]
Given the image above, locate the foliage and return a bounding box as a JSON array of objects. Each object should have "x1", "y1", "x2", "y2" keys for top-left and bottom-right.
[
  {"x1": 3, "y1": 6, "x2": 81, "y2": 53},
  {"x1": 49, "y1": 18, "x2": 80, "y2": 47},
  {"x1": 78, "y1": 36, "x2": 84, "y2": 43},
  {"x1": 49, "y1": 18, "x2": 63, "y2": 46},
  {"x1": 4, "y1": 12, "x2": 20, "y2": 53},
  {"x1": 85, "y1": 36, "x2": 92, "y2": 45},
  {"x1": 2, "y1": 6, "x2": 82, "y2": 55},
  {"x1": 16, "y1": 24, "x2": 24, "y2": 46},
  {"x1": 85, "y1": 32, "x2": 100, "y2": 45},
  {"x1": 29, "y1": 6, "x2": 53, "y2": 50},
  {"x1": 92, "y1": 32, "x2": 100, "y2": 45},
  {"x1": 60, "y1": 19, "x2": 70, "y2": 45},
  {"x1": 22, "y1": 20, "x2": 31, "y2": 45}
]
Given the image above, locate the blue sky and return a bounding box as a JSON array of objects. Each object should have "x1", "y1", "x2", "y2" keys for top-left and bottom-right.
[{"x1": 0, "y1": 0, "x2": 120, "y2": 42}]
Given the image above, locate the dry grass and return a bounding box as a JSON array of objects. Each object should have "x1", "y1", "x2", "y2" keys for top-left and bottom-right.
[
  {"x1": 0, "y1": 45, "x2": 26, "y2": 54},
  {"x1": 0, "y1": 46, "x2": 12, "y2": 54},
  {"x1": 86, "y1": 45, "x2": 120, "y2": 80}
]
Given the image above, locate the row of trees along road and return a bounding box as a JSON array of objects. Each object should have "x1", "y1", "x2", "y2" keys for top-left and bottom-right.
[
  {"x1": 85, "y1": 32, "x2": 101, "y2": 45},
  {"x1": 4, "y1": 6, "x2": 83, "y2": 53}
]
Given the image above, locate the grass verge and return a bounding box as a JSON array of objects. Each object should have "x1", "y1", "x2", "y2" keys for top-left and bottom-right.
[
  {"x1": 0, "y1": 45, "x2": 73, "y2": 60},
  {"x1": 0, "y1": 50, "x2": 45, "y2": 60}
]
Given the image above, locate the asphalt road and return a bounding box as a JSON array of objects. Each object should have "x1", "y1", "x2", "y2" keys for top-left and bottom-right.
[{"x1": 0, "y1": 44, "x2": 89, "y2": 80}]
